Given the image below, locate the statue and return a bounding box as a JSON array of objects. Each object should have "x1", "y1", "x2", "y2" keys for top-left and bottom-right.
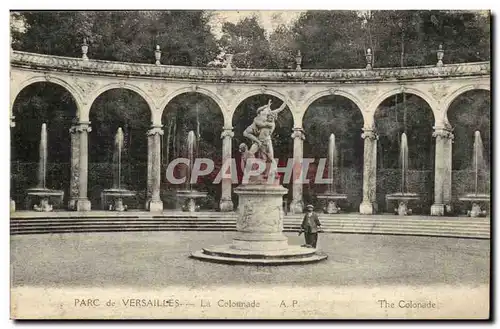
[
  {"x1": 241, "y1": 99, "x2": 287, "y2": 183},
  {"x1": 467, "y1": 203, "x2": 487, "y2": 217},
  {"x1": 395, "y1": 201, "x2": 412, "y2": 216},
  {"x1": 33, "y1": 197, "x2": 53, "y2": 212}
]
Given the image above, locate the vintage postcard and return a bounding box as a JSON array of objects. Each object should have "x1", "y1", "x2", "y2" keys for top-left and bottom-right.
[{"x1": 9, "y1": 9, "x2": 491, "y2": 319}]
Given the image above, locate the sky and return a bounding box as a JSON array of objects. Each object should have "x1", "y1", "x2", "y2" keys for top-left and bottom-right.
[{"x1": 207, "y1": 10, "x2": 305, "y2": 37}]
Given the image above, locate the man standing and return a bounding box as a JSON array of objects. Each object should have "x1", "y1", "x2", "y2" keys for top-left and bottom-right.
[{"x1": 300, "y1": 204, "x2": 322, "y2": 248}]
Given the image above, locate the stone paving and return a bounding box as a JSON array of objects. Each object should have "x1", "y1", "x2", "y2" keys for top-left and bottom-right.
[{"x1": 10, "y1": 231, "x2": 489, "y2": 288}]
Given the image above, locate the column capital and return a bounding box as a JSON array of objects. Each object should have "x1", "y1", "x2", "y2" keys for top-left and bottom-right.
[
  {"x1": 432, "y1": 126, "x2": 454, "y2": 140},
  {"x1": 291, "y1": 127, "x2": 305, "y2": 140},
  {"x1": 147, "y1": 125, "x2": 164, "y2": 136},
  {"x1": 221, "y1": 127, "x2": 234, "y2": 139},
  {"x1": 361, "y1": 128, "x2": 378, "y2": 140},
  {"x1": 70, "y1": 122, "x2": 92, "y2": 133}
]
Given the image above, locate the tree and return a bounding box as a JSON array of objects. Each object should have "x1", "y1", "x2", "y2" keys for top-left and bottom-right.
[
  {"x1": 268, "y1": 24, "x2": 298, "y2": 69},
  {"x1": 360, "y1": 10, "x2": 490, "y2": 67},
  {"x1": 290, "y1": 11, "x2": 366, "y2": 69},
  {"x1": 218, "y1": 16, "x2": 274, "y2": 68},
  {"x1": 12, "y1": 11, "x2": 219, "y2": 66}
]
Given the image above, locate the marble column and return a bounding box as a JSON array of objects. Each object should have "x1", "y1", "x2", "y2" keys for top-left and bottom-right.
[
  {"x1": 68, "y1": 125, "x2": 80, "y2": 210},
  {"x1": 147, "y1": 125, "x2": 164, "y2": 212},
  {"x1": 76, "y1": 122, "x2": 92, "y2": 211},
  {"x1": 289, "y1": 127, "x2": 305, "y2": 214},
  {"x1": 145, "y1": 133, "x2": 153, "y2": 208},
  {"x1": 430, "y1": 127, "x2": 454, "y2": 216},
  {"x1": 219, "y1": 127, "x2": 234, "y2": 212},
  {"x1": 359, "y1": 128, "x2": 378, "y2": 214},
  {"x1": 10, "y1": 116, "x2": 15, "y2": 212}
]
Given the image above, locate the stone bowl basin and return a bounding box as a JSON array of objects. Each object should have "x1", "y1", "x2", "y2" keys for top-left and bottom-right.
[
  {"x1": 26, "y1": 187, "x2": 64, "y2": 197},
  {"x1": 101, "y1": 188, "x2": 136, "y2": 197},
  {"x1": 458, "y1": 193, "x2": 490, "y2": 202},
  {"x1": 176, "y1": 190, "x2": 208, "y2": 199},
  {"x1": 317, "y1": 193, "x2": 348, "y2": 200},
  {"x1": 385, "y1": 192, "x2": 420, "y2": 201}
]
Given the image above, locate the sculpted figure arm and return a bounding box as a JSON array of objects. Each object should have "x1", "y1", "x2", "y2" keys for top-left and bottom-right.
[{"x1": 270, "y1": 101, "x2": 287, "y2": 116}]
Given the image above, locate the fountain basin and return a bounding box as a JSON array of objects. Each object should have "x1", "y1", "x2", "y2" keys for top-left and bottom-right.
[
  {"x1": 101, "y1": 188, "x2": 136, "y2": 211},
  {"x1": 25, "y1": 187, "x2": 64, "y2": 211},
  {"x1": 459, "y1": 193, "x2": 490, "y2": 217},
  {"x1": 458, "y1": 193, "x2": 490, "y2": 203},
  {"x1": 317, "y1": 193, "x2": 348, "y2": 214},
  {"x1": 176, "y1": 189, "x2": 208, "y2": 212},
  {"x1": 385, "y1": 192, "x2": 420, "y2": 215}
]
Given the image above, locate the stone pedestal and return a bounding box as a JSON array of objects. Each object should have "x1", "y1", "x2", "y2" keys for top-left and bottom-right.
[
  {"x1": 219, "y1": 198, "x2": 234, "y2": 212},
  {"x1": 430, "y1": 204, "x2": 445, "y2": 216},
  {"x1": 76, "y1": 198, "x2": 92, "y2": 211},
  {"x1": 232, "y1": 185, "x2": 289, "y2": 251},
  {"x1": 148, "y1": 200, "x2": 164, "y2": 212},
  {"x1": 10, "y1": 199, "x2": 16, "y2": 212},
  {"x1": 192, "y1": 184, "x2": 327, "y2": 265},
  {"x1": 359, "y1": 201, "x2": 376, "y2": 215}
]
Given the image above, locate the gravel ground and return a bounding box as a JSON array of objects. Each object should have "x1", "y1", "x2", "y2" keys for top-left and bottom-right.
[{"x1": 10, "y1": 232, "x2": 490, "y2": 288}]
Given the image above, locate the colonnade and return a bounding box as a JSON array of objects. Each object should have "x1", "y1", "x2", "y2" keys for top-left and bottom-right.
[{"x1": 59, "y1": 108, "x2": 455, "y2": 215}]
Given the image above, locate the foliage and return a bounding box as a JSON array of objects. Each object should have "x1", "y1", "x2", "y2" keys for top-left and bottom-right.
[
  {"x1": 218, "y1": 16, "x2": 275, "y2": 68},
  {"x1": 302, "y1": 96, "x2": 364, "y2": 169},
  {"x1": 12, "y1": 11, "x2": 219, "y2": 65},
  {"x1": 10, "y1": 10, "x2": 491, "y2": 206}
]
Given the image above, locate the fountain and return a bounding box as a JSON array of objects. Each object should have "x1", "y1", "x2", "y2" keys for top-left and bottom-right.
[
  {"x1": 26, "y1": 123, "x2": 64, "y2": 211},
  {"x1": 385, "y1": 133, "x2": 420, "y2": 215},
  {"x1": 459, "y1": 131, "x2": 490, "y2": 217},
  {"x1": 101, "y1": 127, "x2": 136, "y2": 211},
  {"x1": 192, "y1": 100, "x2": 326, "y2": 264},
  {"x1": 316, "y1": 134, "x2": 347, "y2": 213},
  {"x1": 176, "y1": 130, "x2": 207, "y2": 212}
]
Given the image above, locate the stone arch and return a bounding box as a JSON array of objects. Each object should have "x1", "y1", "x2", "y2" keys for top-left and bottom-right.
[
  {"x1": 443, "y1": 84, "x2": 490, "y2": 119},
  {"x1": 369, "y1": 87, "x2": 438, "y2": 125},
  {"x1": 300, "y1": 89, "x2": 365, "y2": 127},
  {"x1": 11, "y1": 75, "x2": 83, "y2": 118},
  {"x1": 160, "y1": 86, "x2": 227, "y2": 126},
  {"x1": 373, "y1": 88, "x2": 436, "y2": 214},
  {"x1": 86, "y1": 82, "x2": 156, "y2": 123},
  {"x1": 301, "y1": 92, "x2": 365, "y2": 211},
  {"x1": 230, "y1": 88, "x2": 294, "y2": 126}
]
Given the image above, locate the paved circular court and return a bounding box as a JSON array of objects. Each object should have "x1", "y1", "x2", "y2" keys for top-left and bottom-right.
[{"x1": 11, "y1": 232, "x2": 489, "y2": 288}]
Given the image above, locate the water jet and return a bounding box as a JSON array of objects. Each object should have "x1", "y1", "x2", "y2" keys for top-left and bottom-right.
[
  {"x1": 316, "y1": 133, "x2": 347, "y2": 213},
  {"x1": 101, "y1": 127, "x2": 136, "y2": 211},
  {"x1": 26, "y1": 123, "x2": 64, "y2": 211}
]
